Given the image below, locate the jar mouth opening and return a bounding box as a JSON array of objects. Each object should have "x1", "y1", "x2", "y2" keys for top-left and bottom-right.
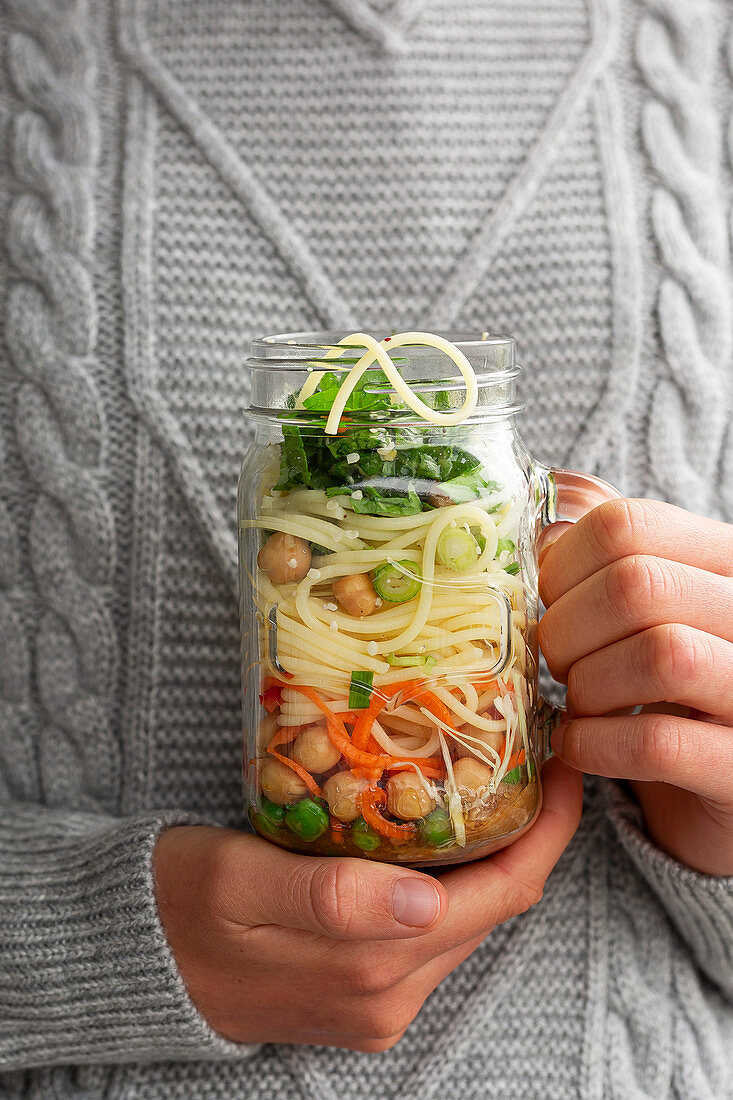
[
  {"x1": 245, "y1": 330, "x2": 521, "y2": 422},
  {"x1": 248, "y1": 330, "x2": 517, "y2": 373}
]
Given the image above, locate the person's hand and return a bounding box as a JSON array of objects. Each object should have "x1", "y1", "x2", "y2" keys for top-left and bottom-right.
[
  {"x1": 153, "y1": 759, "x2": 580, "y2": 1051},
  {"x1": 539, "y1": 498, "x2": 733, "y2": 876}
]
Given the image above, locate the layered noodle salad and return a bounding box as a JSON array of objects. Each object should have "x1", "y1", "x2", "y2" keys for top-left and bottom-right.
[{"x1": 243, "y1": 332, "x2": 539, "y2": 862}]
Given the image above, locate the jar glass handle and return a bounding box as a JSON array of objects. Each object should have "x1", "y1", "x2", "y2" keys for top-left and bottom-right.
[{"x1": 535, "y1": 466, "x2": 622, "y2": 760}]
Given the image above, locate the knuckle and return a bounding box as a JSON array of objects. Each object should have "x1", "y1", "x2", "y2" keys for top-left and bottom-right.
[
  {"x1": 308, "y1": 861, "x2": 362, "y2": 936},
  {"x1": 506, "y1": 873, "x2": 545, "y2": 917},
  {"x1": 365, "y1": 1033, "x2": 406, "y2": 1053},
  {"x1": 642, "y1": 715, "x2": 684, "y2": 774},
  {"x1": 359, "y1": 996, "x2": 417, "y2": 1041},
  {"x1": 604, "y1": 555, "x2": 668, "y2": 629},
  {"x1": 588, "y1": 498, "x2": 647, "y2": 560},
  {"x1": 349, "y1": 958, "x2": 401, "y2": 996},
  {"x1": 645, "y1": 624, "x2": 701, "y2": 697}
]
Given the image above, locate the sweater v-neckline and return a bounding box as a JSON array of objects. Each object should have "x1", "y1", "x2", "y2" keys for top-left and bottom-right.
[{"x1": 320, "y1": 0, "x2": 432, "y2": 52}]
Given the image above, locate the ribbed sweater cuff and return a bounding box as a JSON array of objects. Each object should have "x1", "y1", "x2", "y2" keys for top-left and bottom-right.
[
  {"x1": 603, "y1": 782, "x2": 733, "y2": 1000},
  {"x1": 0, "y1": 808, "x2": 259, "y2": 1069}
]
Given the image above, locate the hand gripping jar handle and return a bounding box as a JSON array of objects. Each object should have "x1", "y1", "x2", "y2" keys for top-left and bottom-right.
[{"x1": 535, "y1": 466, "x2": 622, "y2": 761}]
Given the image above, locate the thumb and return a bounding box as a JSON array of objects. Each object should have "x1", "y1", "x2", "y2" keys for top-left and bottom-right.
[{"x1": 229, "y1": 835, "x2": 447, "y2": 941}]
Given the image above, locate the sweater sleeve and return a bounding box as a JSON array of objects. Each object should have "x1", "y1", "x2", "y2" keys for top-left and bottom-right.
[
  {"x1": 603, "y1": 781, "x2": 733, "y2": 1002},
  {"x1": 0, "y1": 804, "x2": 260, "y2": 1070}
]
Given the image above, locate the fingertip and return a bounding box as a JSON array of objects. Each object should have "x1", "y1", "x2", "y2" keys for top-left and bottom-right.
[
  {"x1": 550, "y1": 719, "x2": 569, "y2": 758},
  {"x1": 538, "y1": 522, "x2": 573, "y2": 577}
]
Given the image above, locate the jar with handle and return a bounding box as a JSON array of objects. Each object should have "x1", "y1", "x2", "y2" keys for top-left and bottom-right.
[{"x1": 238, "y1": 331, "x2": 618, "y2": 865}]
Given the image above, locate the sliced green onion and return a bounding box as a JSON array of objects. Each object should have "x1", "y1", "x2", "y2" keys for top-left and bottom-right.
[
  {"x1": 496, "y1": 537, "x2": 516, "y2": 556},
  {"x1": 373, "y1": 560, "x2": 422, "y2": 603},
  {"x1": 504, "y1": 562, "x2": 520, "y2": 575},
  {"x1": 385, "y1": 653, "x2": 433, "y2": 667},
  {"x1": 436, "y1": 527, "x2": 479, "y2": 571},
  {"x1": 349, "y1": 670, "x2": 374, "y2": 709}
]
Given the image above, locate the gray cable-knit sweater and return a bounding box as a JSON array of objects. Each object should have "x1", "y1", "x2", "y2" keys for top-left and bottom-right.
[{"x1": 1, "y1": 0, "x2": 733, "y2": 1096}]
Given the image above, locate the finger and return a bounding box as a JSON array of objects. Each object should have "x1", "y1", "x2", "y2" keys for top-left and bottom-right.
[
  {"x1": 540, "y1": 498, "x2": 733, "y2": 608},
  {"x1": 553, "y1": 713, "x2": 733, "y2": 804},
  {"x1": 566, "y1": 625, "x2": 733, "y2": 720},
  {"x1": 537, "y1": 521, "x2": 573, "y2": 565},
  {"x1": 217, "y1": 833, "x2": 447, "y2": 941},
  {"x1": 415, "y1": 758, "x2": 582, "y2": 957},
  {"x1": 539, "y1": 555, "x2": 733, "y2": 682}
]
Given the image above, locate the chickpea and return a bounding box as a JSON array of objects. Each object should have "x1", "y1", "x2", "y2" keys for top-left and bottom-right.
[
  {"x1": 386, "y1": 771, "x2": 435, "y2": 821},
  {"x1": 323, "y1": 771, "x2": 367, "y2": 823},
  {"x1": 291, "y1": 723, "x2": 341, "y2": 774},
  {"x1": 452, "y1": 756, "x2": 495, "y2": 792},
  {"x1": 465, "y1": 726, "x2": 505, "y2": 756},
  {"x1": 332, "y1": 573, "x2": 377, "y2": 617},
  {"x1": 260, "y1": 758, "x2": 307, "y2": 805},
  {"x1": 257, "y1": 712, "x2": 280, "y2": 751},
  {"x1": 257, "y1": 532, "x2": 311, "y2": 585}
]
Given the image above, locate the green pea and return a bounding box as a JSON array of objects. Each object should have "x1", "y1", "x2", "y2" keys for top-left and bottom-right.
[
  {"x1": 285, "y1": 798, "x2": 330, "y2": 842},
  {"x1": 419, "y1": 808, "x2": 454, "y2": 846},
  {"x1": 251, "y1": 811, "x2": 282, "y2": 839},
  {"x1": 259, "y1": 797, "x2": 286, "y2": 825},
  {"x1": 351, "y1": 817, "x2": 380, "y2": 851}
]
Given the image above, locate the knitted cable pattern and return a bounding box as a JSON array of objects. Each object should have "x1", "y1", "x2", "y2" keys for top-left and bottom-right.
[
  {"x1": 4, "y1": 0, "x2": 120, "y2": 811},
  {"x1": 0, "y1": 495, "x2": 36, "y2": 802},
  {"x1": 721, "y1": 15, "x2": 733, "y2": 520},
  {"x1": 637, "y1": 0, "x2": 732, "y2": 517}
]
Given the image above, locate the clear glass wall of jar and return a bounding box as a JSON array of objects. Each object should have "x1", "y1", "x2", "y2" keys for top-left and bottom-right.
[{"x1": 238, "y1": 332, "x2": 611, "y2": 866}]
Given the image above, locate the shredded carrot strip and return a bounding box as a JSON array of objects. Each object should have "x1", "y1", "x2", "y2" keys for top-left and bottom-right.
[
  {"x1": 389, "y1": 757, "x2": 445, "y2": 778},
  {"x1": 351, "y1": 680, "x2": 425, "y2": 749},
  {"x1": 409, "y1": 688, "x2": 455, "y2": 730},
  {"x1": 505, "y1": 748, "x2": 526, "y2": 772},
  {"x1": 361, "y1": 786, "x2": 415, "y2": 843},
  {"x1": 329, "y1": 819, "x2": 349, "y2": 844},
  {"x1": 265, "y1": 729, "x2": 321, "y2": 796},
  {"x1": 267, "y1": 727, "x2": 298, "y2": 748},
  {"x1": 262, "y1": 674, "x2": 288, "y2": 692}
]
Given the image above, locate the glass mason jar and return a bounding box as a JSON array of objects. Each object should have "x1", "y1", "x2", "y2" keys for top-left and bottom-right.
[{"x1": 238, "y1": 332, "x2": 616, "y2": 866}]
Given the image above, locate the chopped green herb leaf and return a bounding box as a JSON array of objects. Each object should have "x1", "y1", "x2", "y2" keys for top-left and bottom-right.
[
  {"x1": 275, "y1": 425, "x2": 310, "y2": 490},
  {"x1": 350, "y1": 486, "x2": 423, "y2": 516}
]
